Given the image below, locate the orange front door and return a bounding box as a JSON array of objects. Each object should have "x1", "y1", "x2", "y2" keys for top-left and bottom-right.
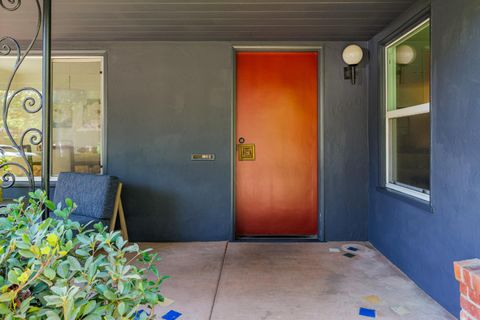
[{"x1": 235, "y1": 51, "x2": 318, "y2": 236}]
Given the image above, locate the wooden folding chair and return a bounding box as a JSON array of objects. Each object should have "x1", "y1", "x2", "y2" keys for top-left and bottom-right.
[{"x1": 109, "y1": 182, "x2": 129, "y2": 241}]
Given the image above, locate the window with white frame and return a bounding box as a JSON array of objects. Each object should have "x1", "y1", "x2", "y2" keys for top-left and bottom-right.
[
  {"x1": 0, "y1": 56, "x2": 104, "y2": 180},
  {"x1": 385, "y1": 19, "x2": 431, "y2": 201}
]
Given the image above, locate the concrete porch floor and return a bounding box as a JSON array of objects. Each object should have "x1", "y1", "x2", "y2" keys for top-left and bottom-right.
[{"x1": 140, "y1": 242, "x2": 455, "y2": 320}]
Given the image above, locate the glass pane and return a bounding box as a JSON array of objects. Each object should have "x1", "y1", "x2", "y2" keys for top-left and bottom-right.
[
  {"x1": 389, "y1": 113, "x2": 430, "y2": 191},
  {"x1": 0, "y1": 57, "x2": 42, "y2": 180},
  {"x1": 0, "y1": 57, "x2": 103, "y2": 181},
  {"x1": 386, "y1": 20, "x2": 430, "y2": 110},
  {"x1": 52, "y1": 60, "x2": 103, "y2": 175}
]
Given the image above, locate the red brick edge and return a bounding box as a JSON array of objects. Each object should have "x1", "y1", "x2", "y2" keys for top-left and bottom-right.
[{"x1": 454, "y1": 259, "x2": 480, "y2": 320}]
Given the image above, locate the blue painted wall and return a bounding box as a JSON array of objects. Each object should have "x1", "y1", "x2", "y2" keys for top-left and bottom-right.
[{"x1": 368, "y1": 0, "x2": 480, "y2": 315}]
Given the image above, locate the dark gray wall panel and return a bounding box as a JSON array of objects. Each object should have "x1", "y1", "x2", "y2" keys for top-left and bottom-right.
[
  {"x1": 368, "y1": 0, "x2": 480, "y2": 316},
  {"x1": 105, "y1": 42, "x2": 233, "y2": 241},
  {"x1": 324, "y1": 42, "x2": 369, "y2": 240},
  {"x1": 4, "y1": 40, "x2": 369, "y2": 242}
]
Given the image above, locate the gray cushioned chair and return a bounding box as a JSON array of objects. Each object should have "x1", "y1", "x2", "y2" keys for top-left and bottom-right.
[{"x1": 53, "y1": 172, "x2": 128, "y2": 240}]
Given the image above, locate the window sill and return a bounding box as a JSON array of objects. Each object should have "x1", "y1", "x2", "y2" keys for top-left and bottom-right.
[{"x1": 376, "y1": 186, "x2": 434, "y2": 213}]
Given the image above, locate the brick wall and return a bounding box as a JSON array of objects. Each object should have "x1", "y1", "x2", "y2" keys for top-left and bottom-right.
[{"x1": 454, "y1": 259, "x2": 480, "y2": 320}]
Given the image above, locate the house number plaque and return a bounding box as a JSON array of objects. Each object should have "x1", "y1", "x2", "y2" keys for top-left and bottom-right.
[
  {"x1": 237, "y1": 144, "x2": 256, "y2": 161},
  {"x1": 191, "y1": 154, "x2": 215, "y2": 161}
]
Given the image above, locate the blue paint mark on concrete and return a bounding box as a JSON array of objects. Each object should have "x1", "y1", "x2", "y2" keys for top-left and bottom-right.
[
  {"x1": 162, "y1": 310, "x2": 182, "y2": 320},
  {"x1": 359, "y1": 307, "x2": 376, "y2": 318}
]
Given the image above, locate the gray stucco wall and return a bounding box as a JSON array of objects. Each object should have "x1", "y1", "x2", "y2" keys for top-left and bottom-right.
[
  {"x1": 106, "y1": 42, "x2": 233, "y2": 241},
  {"x1": 324, "y1": 42, "x2": 369, "y2": 240},
  {"x1": 7, "y1": 41, "x2": 369, "y2": 242}
]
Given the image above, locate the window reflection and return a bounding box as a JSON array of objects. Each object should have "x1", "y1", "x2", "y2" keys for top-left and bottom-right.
[
  {"x1": 0, "y1": 57, "x2": 103, "y2": 180},
  {"x1": 389, "y1": 114, "x2": 430, "y2": 191}
]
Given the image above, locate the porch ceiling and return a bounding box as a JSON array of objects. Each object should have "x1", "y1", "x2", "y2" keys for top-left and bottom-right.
[{"x1": 2, "y1": 0, "x2": 417, "y2": 42}]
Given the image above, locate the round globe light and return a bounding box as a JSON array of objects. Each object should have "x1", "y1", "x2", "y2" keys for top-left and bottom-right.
[
  {"x1": 342, "y1": 44, "x2": 364, "y2": 66},
  {"x1": 396, "y1": 44, "x2": 416, "y2": 65}
]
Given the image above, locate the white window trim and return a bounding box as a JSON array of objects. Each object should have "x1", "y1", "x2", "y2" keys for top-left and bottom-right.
[
  {"x1": 384, "y1": 19, "x2": 431, "y2": 202},
  {"x1": 0, "y1": 55, "x2": 105, "y2": 183},
  {"x1": 386, "y1": 181, "x2": 430, "y2": 201},
  {"x1": 386, "y1": 19, "x2": 430, "y2": 48},
  {"x1": 385, "y1": 103, "x2": 430, "y2": 202},
  {"x1": 386, "y1": 103, "x2": 429, "y2": 119}
]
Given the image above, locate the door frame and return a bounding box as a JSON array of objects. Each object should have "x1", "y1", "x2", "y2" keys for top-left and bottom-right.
[{"x1": 231, "y1": 45, "x2": 325, "y2": 241}]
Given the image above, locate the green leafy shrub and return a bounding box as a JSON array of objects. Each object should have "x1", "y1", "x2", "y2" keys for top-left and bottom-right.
[{"x1": 0, "y1": 190, "x2": 168, "y2": 319}]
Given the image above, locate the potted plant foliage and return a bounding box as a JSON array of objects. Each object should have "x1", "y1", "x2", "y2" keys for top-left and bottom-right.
[{"x1": 0, "y1": 190, "x2": 168, "y2": 319}]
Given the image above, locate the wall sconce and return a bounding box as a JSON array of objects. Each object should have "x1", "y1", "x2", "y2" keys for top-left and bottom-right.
[
  {"x1": 396, "y1": 44, "x2": 416, "y2": 84},
  {"x1": 342, "y1": 44, "x2": 364, "y2": 85}
]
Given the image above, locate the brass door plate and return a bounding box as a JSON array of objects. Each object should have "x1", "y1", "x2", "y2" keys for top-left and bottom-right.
[{"x1": 238, "y1": 144, "x2": 255, "y2": 161}]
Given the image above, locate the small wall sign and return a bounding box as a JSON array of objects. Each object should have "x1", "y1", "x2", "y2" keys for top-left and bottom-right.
[{"x1": 191, "y1": 153, "x2": 215, "y2": 161}]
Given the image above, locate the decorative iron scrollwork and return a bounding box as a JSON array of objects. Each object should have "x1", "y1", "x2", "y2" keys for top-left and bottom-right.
[
  {"x1": 1, "y1": 0, "x2": 43, "y2": 191},
  {"x1": 0, "y1": 0, "x2": 22, "y2": 11}
]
